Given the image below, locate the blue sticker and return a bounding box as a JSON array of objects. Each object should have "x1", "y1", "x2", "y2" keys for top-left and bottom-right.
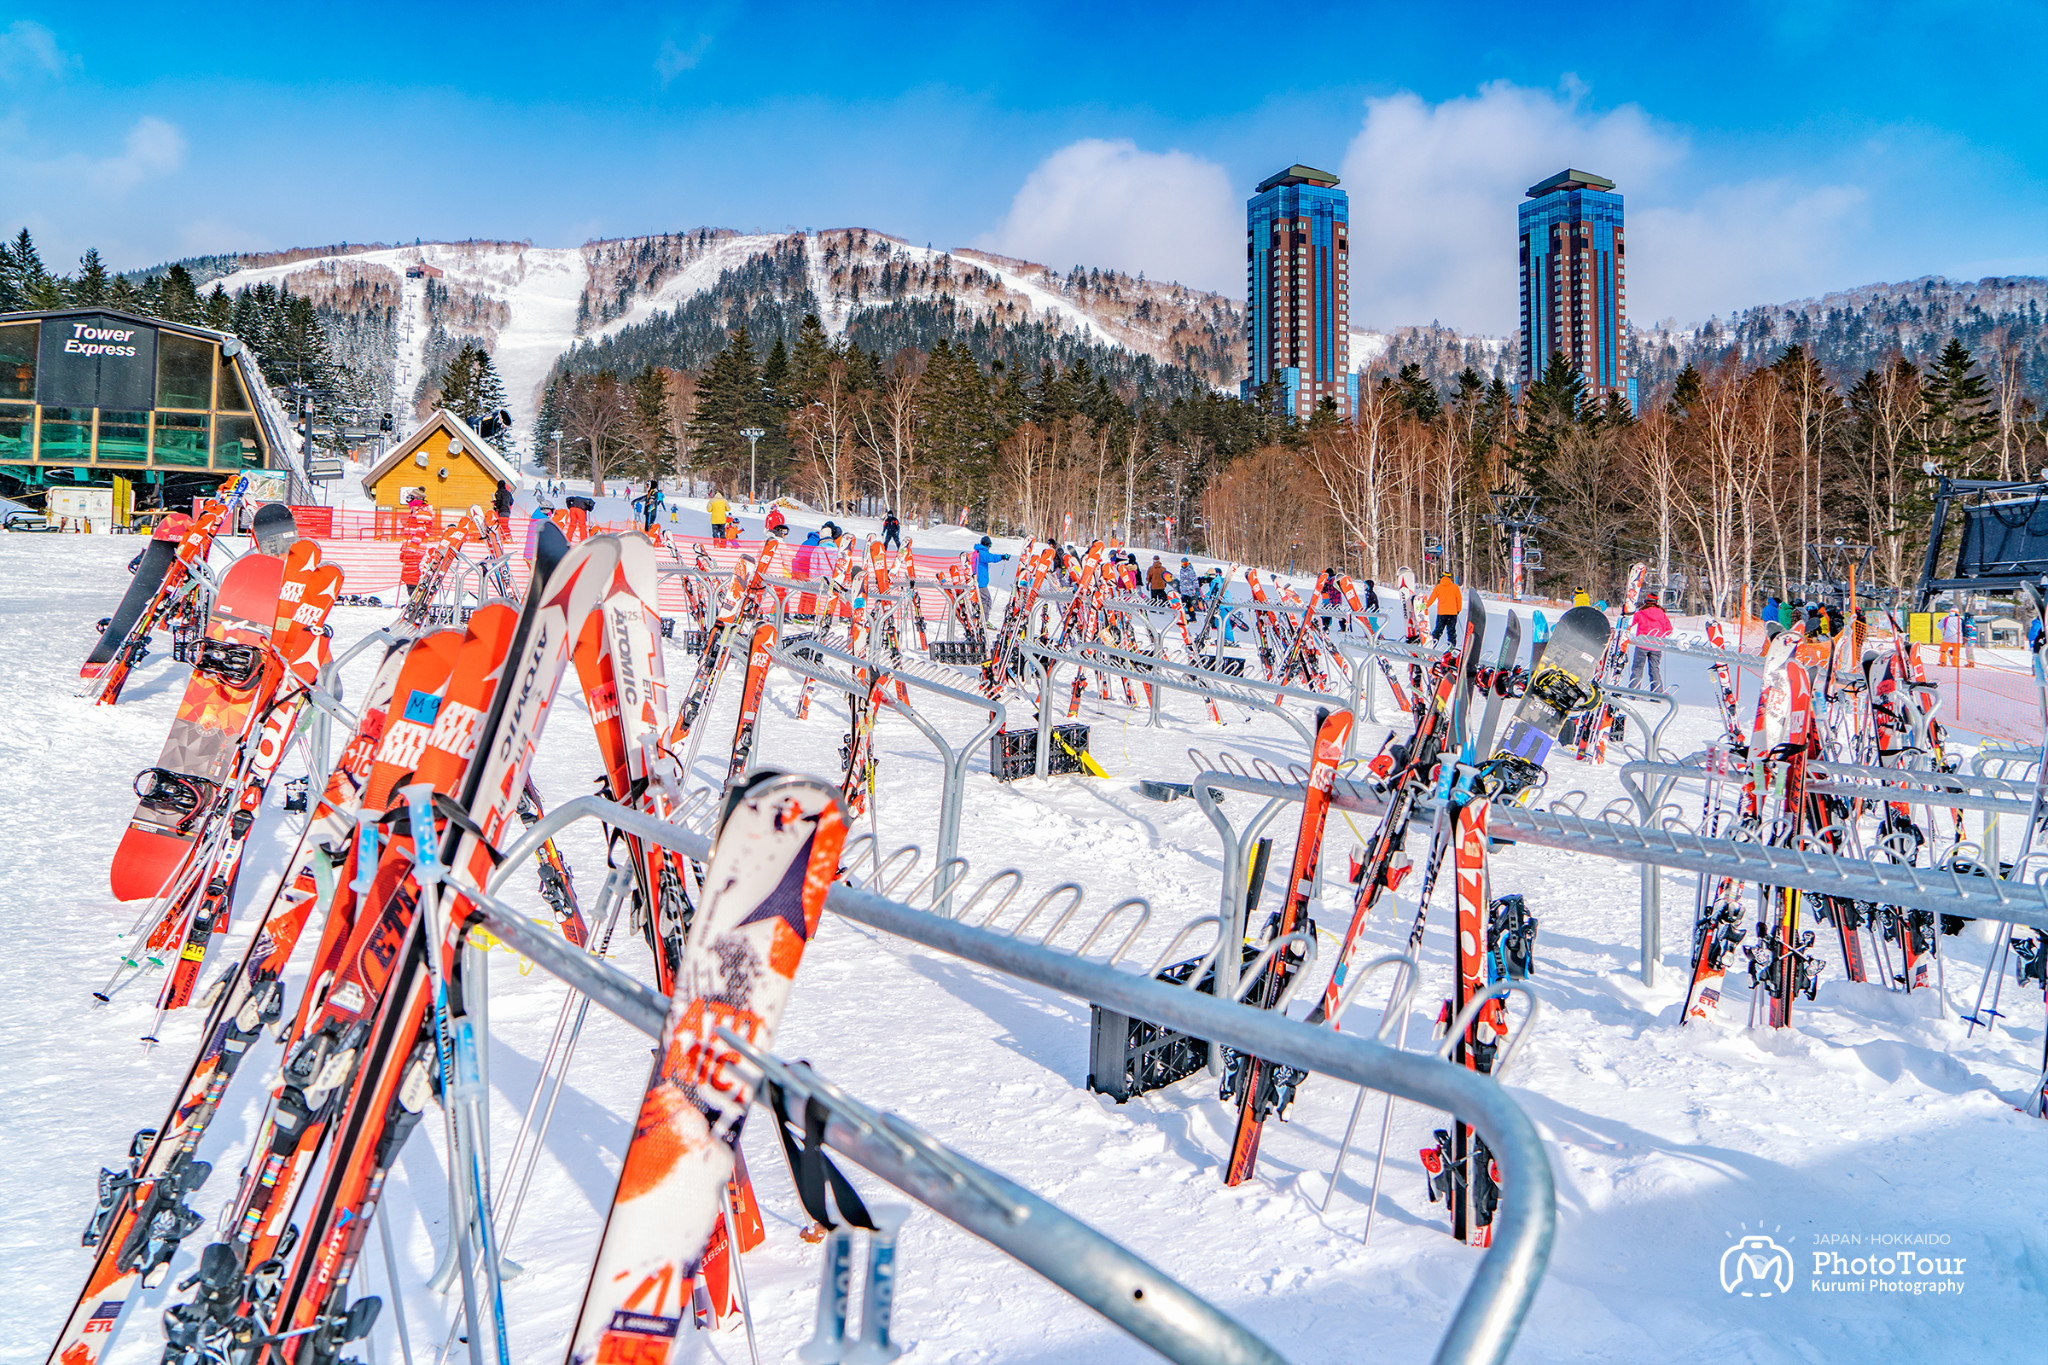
[{"x1": 403, "y1": 690, "x2": 443, "y2": 726}]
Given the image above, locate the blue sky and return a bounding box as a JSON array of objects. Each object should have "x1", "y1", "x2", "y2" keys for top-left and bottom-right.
[{"x1": 5, "y1": 1, "x2": 2047, "y2": 333}]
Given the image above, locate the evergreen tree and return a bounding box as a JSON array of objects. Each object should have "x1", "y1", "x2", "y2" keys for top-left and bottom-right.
[
  {"x1": 1510, "y1": 352, "x2": 1587, "y2": 494},
  {"x1": 689, "y1": 325, "x2": 775, "y2": 488},
  {"x1": 157, "y1": 264, "x2": 200, "y2": 322},
  {"x1": 1396, "y1": 362, "x2": 1442, "y2": 422},
  {"x1": 1919, "y1": 337, "x2": 1996, "y2": 475},
  {"x1": 920, "y1": 339, "x2": 997, "y2": 511},
  {"x1": 1667, "y1": 362, "x2": 1704, "y2": 419},
  {"x1": 202, "y1": 284, "x2": 233, "y2": 331},
  {"x1": 73, "y1": 248, "x2": 109, "y2": 305},
  {"x1": 438, "y1": 341, "x2": 509, "y2": 431},
  {"x1": 762, "y1": 335, "x2": 791, "y2": 408},
  {"x1": 629, "y1": 364, "x2": 672, "y2": 478},
  {"x1": 1029, "y1": 360, "x2": 1067, "y2": 424},
  {"x1": 11, "y1": 229, "x2": 62, "y2": 309},
  {"x1": 791, "y1": 312, "x2": 832, "y2": 400}
]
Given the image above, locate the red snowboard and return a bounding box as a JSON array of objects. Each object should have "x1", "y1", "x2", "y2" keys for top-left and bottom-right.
[{"x1": 110, "y1": 552, "x2": 284, "y2": 902}]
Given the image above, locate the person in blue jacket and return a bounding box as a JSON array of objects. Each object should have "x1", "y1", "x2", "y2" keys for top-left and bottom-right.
[{"x1": 973, "y1": 535, "x2": 1010, "y2": 621}]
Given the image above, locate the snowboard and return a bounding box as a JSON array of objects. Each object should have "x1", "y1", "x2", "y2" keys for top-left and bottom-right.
[
  {"x1": 1479, "y1": 605, "x2": 1612, "y2": 802},
  {"x1": 81, "y1": 522, "x2": 186, "y2": 679},
  {"x1": 110, "y1": 552, "x2": 284, "y2": 902},
  {"x1": 250, "y1": 501, "x2": 298, "y2": 556}
]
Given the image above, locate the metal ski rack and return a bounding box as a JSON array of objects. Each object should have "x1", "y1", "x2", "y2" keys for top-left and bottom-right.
[
  {"x1": 460, "y1": 792, "x2": 1555, "y2": 1365},
  {"x1": 770, "y1": 633, "x2": 1007, "y2": 903},
  {"x1": 1190, "y1": 764, "x2": 2048, "y2": 992},
  {"x1": 720, "y1": 1026, "x2": 1288, "y2": 1365},
  {"x1": 1334, "y1": 635, "x2": 1441, "y2": 726},
  {"x1": 1018, "y1": 636, "x2": 1338, "y2": 762}
]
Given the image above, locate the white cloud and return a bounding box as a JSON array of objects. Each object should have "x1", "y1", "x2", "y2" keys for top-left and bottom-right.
[
  {"x1": 655, "y1": 34, "x2": 712, "y2": 83},
  {"x1": 0, "y1": 115, "x2": 186, "y2": 196},
  {"x1": 0, "y1": 20, "x2": 75, "y2": 81},
  {"x1": 1338, "y1": 80, "x2": 1869, "y2": 333},
  {"x1": 1631, "y1": 182, "x2": 1867, "y2": 325},
  {"x1": 0, "y1": 116, "x2": 189, "y2": 264},
  {"x1": 981, "y1": 138, "x2": 1239, "y2": 292},
  {"x1": 90, "y1": 116, "x2": 187, "y2": 192}
]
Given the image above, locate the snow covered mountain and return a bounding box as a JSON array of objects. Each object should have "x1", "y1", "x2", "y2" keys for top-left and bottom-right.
[
  {"x1": 204, "y1": 227, "x2": 2048, "y2": 437},
  {"x1": 1632, "y1": 274, "x2": 2048, "y2": 396},
  {"x1": 206, "y1": 232, "x2": 1246, "y2": 452}
]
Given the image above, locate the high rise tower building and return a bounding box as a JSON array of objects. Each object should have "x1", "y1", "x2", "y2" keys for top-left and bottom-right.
[
  {"x1": 1518, "y1": 168, "x2": 1633, "y2": 410},
  {"x1": 1243, "y1": 164, "x2": 1358, "y2": 419}
]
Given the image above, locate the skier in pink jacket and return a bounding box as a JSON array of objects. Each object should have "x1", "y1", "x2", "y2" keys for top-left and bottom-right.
[{"x1": 1628, "y1": 594, "x2": 1674, "y2": 691}]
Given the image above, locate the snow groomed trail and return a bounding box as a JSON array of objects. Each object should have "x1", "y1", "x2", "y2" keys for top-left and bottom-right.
[{"x1": 5, "y1": 530, "x2": 2044, "y2": 1365}]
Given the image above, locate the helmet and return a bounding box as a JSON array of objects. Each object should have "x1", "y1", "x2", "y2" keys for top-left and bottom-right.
[{"x1": 980, "y1": 536, "x2": 992, "y2": 547}]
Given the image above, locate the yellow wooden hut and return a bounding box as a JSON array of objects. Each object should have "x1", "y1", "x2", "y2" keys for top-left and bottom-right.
[{"x1": 360, "y1": 409, "x2": 518, "y2": 513}]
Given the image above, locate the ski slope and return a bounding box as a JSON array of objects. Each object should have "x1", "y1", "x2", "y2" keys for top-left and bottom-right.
[
  {"x1": 211, "y1": 230, "x2": 1240, "y2": 465},
  {"x1": 4, "y1": 531, "x2": 2043, "y2": 1365}
]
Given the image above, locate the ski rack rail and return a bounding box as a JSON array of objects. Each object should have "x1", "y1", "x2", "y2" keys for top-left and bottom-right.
[
  {"x1": 771, "y1": 633, "x2": 1007, "y2": 905},
  {"x1": 469, "y1": 792, "x2": 1555, "y2": 1365},
  {"x1": 1622, "y1": 634, "x2": 1764, "y2": 670},
  {"x1": 717, "y1": 1027, "x2": 1287, "y2": 1365},
  {"x1": 1189, "y1": 766, "x2": 2048, "y2": 991},
  {"x1": 306, "y1": 626, "x2": 399, "y2": 780},
  {"x1": 1017, "y1": 636, "x2": 1337, "y2": 758},
  {"x1": 1333, "y1": 635, "x2": 1440, "y2": 728}
]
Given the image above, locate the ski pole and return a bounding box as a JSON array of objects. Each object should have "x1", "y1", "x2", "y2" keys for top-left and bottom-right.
[
  {"x1": 1357, "y1": 1008, "x2": 1414, "y2": 1245},
  {"x1": 724, "y1": 1184, "x2": 764, "y2": 1365},
  {"x1": 1967, "y1": 923, "x2": 2014, "y2": 1034},
  {"x1": 380, "y1": 1196, "x2": 418, "y2": 1365}
]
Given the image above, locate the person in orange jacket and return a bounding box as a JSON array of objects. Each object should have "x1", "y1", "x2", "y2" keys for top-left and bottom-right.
[{"x1": 1424, "y1": 572, "x2": 1462, "y2": 643}]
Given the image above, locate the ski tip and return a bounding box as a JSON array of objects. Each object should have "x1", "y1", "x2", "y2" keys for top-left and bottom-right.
[{"x1": 532, "y1": 519, "x2": 571, "y2": 587}]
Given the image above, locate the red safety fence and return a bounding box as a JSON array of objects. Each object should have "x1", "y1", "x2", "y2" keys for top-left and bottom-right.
[
  {"x1": 1717, "y1": 616, "x2": 2042, "y2": 745},
  {"x1": 306, "y1": 528, "x2": 987, "y2": 620}
]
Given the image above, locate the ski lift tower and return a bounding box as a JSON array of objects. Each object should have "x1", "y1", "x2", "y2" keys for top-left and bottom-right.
[
  {"x1": 1806, "y1": 538, "x2": 1875, "y2": 614},
  {"x1": 1914, "y1": 468, "x2": 2048, "y2": 610},
  {"x1": 1485, "y1": 492, "x2": 1546, "y2": 601}
]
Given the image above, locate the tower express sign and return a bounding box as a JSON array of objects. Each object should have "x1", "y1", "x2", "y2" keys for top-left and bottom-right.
[{"x1": 37, "y1": 313, "x2": 158, "y2": 409}]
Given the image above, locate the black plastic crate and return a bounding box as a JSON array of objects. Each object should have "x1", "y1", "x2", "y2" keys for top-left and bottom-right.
[
  {"x1": 1196, "y1": 654, "x2": 1247, "y2": 676},
  {"x1": 659, "y1": 616, "x2": 677, "y2": 639},
  {"x1": 990, "y1": 723, "x2": 1089, "y2": 782},
  {"x1": 679, "y1": 629, "x2": 708, "y2": 655},
  {"x1": 1087, "y1": 947, "x2": 1260, "y2": 1102},
  {"x1": 929, "y1": 639, "x2": 986, "y2": 665}
]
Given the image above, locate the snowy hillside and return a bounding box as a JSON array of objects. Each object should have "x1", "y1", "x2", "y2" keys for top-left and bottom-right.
[
  {"x1": 7, "y1": 525, "x2": 2045, "y2": 1364},
  {"x1": 1632, "y1": 274, "x2": 2048, "y2": 394},
  {"x1": 208, "y1": 232, "x2": 1246, "y2": 457}
]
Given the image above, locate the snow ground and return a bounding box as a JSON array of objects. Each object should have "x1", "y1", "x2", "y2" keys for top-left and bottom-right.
[{"x1": 5, "y1": 535, "x2": 2046, "y2": 1365}]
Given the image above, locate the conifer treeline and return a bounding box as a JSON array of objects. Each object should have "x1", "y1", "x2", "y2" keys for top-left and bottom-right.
[
  {"x1": 536, "y1": 311, "x2": 1268, "y2": 532},
  {"x1": 1, "y1": 227, "x2": 376, "y2": 459}
]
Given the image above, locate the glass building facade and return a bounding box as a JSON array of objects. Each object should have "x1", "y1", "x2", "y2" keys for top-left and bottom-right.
[
  {"x1": 1518, "y1": 169, "x2": 1635, "y2": 411},
  {"x1": 0, "y1": 309, "x2": 283, "y2": 484},
  {"x1": 1243, "y1": 165, "x2": 1359, "y2": 420}
]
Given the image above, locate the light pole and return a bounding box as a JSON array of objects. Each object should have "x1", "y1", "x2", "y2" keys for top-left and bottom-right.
[
  {"x1": 552, "y1": 429, "x2": 562, "y2": 492},
  {"x1": 740, "y1": 426, "x2": 766, "y2": 504}
]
